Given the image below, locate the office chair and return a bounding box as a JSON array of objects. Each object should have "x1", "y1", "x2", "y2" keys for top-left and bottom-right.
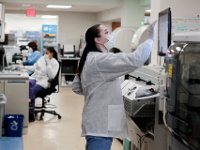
[{"x1": 34, "y1": 61, "x2": 62, "y2": 120}]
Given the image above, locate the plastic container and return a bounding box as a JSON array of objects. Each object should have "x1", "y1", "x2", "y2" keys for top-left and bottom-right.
[
  {"x1": 4, "y1": 114, "x2": 24, "y2": 137},
  {"x1": 0, "y1": 94, "x2": 7, "y2": 137}
]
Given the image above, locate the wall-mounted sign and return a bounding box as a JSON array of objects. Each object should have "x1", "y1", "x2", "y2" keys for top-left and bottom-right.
[{"x1": 26, "y1": 8, "x2": 36, "y2": 17}]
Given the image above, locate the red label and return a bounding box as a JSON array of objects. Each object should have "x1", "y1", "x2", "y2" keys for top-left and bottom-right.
[{"x1": 26, "y1": 8, "x2": 36, "y2": 17}]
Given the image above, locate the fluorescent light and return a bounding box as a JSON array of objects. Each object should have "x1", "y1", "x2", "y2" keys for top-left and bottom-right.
[
  {"x1": 145, "y1": 9, "x2": 151, "y2": 13},
  {"x1": 46, "y1": 5, "x2": 72, "y2": 9},
  {"x1": 41, "y1": 15, "x2": 57, "y2": 19},
  {"x1": 22, "y1": 4, "x2": 31, "y2": 7}
]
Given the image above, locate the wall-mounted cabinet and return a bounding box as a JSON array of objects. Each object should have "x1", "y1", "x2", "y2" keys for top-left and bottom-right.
[{"x1": 60, "y1": 57, "x2": 80, "y2": 86}]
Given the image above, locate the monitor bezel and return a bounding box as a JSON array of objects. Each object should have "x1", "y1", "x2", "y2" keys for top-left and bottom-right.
[{"x1": 158, "y1": 7, "x2": 171, "y2": 56}]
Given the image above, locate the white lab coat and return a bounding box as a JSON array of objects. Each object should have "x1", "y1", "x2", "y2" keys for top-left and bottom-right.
[
  {"x1": 72, "y1": 39, "x2": 153, "y2": 138},
  {"x1": 29, "y1": 56, "x2": 59, "y2": 88}
]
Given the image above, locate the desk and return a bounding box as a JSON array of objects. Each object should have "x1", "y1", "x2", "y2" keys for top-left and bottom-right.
[
  {"x1": 0, "y1": 71, "x2": 29, "y2": 132},
  {"x1": 59, "y1": 57, "x2": 80, "y2": 86}
]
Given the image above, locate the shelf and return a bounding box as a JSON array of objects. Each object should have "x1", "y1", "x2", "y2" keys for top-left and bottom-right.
[
  {"x1": 43, "y1": 39, "x2": 56, "y2": 42},
  {"x1": 60, "y1": 57, "x2": 80, "y2": 60},
  {"x1": 44, "y1": 44, "x2": 57, "y2": 47},
  {"x1": 43, "y1": 34, "x2": 56, "y2": 38},
  {"x1": 42, "y1": 25, "x2": 57, "y2": 53},
  {"x1": 61, "y1": 73, "x2": 75, "y2": 75}
]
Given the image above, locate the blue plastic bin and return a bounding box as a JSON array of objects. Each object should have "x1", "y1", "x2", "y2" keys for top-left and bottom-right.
[{"x1": 4, "y1": 114, "x2": 24, "y2": 137}]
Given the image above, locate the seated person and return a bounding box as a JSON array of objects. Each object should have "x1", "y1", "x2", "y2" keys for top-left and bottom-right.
[
  {"x1": 23, "y1": 41, "x2": 41, "y2": 66},
  {"x1": 27, "y1": 47, "x2": 59, "y2": 121}
]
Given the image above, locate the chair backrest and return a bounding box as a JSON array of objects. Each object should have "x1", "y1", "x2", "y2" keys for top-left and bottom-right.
[
  {"x1": 36, "y1": 61, "x2": 61, "y2": 98},
  {"x1": 47, "y1": 61, "x2": 61, "y2": 93}
]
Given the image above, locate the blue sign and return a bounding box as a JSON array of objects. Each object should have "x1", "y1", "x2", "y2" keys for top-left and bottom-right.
[{"x1": 42, "y1": 25, "x2": 57, "y2": 34}]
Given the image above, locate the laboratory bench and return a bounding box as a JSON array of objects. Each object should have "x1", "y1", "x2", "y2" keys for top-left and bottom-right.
[{"x1": 0, "y1": 71, "x2": 29, "y2": 133}]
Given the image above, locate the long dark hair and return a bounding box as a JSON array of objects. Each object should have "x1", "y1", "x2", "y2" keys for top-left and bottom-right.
[
  {"x1": 77, "y1": 24, "x2": 102, "y2": 77},
  {"x1": 46, "y1": 47, "x2": 58, "y2": 60}
]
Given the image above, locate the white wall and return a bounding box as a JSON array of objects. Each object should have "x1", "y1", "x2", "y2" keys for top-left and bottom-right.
[
  {"x1": 121, "y1": 0, "x2": 145, "y2": 28},
  {"x1": 5, "y1": 10, "x2": 98, "y2": 49},
  {"x1": 170, "y1": 0, "x2": 200, "y2": 18},
  {"x1": 96, "y1": 7, "x2": 122, "y2": 22},
  {"x1": 150, "y1": 0, "x2": 200, "y2": 65},
  {"x1": 140, "y1": 0, "x2": 150, "y2": 6},
  {"x1": 151, "y1": 0, "x2": 200, "y2": 23},
  {"x1": 5, "y1": 14, "x2": 57, "y2": 33},
  {"x1": 97, "y1": 0, "x2": 147, "y2": 29},
  {"x1": 58, "y1": 12, "x2": 97, "y2": 48}
]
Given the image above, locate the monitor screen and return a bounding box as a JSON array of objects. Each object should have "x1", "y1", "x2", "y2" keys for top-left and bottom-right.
[
  {"x1": 64, "y1": 44, "x2": 75, "y2": 53},
  {"x1": 0, "y1": 34, "x2": 8, "y2": 45},
  {"x1": 0, "y1": 46, "x2": 7, "y2": 71},
  {"x1": 158, "y1": 8, "x2": 171, "y2": 56}
]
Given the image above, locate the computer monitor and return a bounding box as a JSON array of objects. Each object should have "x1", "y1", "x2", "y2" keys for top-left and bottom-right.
[
  {"x1": 0, "y1": 34, "x2": 8, "y2": 45},
  {"x1": 158, "y1": 8, "x2": 171, "y2": 56},
  {"x1": 63, "y1": 44, "x2": 76, "y2": 57},
  {"x1": 0, "y1": 46, "x2": 7, "y2": 71}
]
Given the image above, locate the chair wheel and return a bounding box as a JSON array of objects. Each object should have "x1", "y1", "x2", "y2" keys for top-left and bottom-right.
[
  {"x1": 40, "y1": 114, "x2": 44, "y2": 120},
  {"x1": 58, "y1": 115, "x2": 61, "y2": 119}
]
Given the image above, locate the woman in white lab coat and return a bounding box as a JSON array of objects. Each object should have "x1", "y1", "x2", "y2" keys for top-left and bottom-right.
[
  {"x1": 28, "y1": 47, "x2": 59, "y2": 121},
  {"x1": 72, "y1": 23, "x2": 155, "y2": 150}
]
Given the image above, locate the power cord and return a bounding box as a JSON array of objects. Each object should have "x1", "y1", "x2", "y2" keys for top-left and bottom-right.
[{"x1": 137, "y1": 132, "x2": 154, "y2": 150}]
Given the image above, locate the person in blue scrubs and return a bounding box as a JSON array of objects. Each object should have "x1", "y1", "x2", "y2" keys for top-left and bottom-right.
[{"x1": 23, "y1": 41, "x2": 41, "y2": 66}]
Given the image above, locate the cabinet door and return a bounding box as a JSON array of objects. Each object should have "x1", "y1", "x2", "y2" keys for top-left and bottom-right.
[
  {"x1": 61, "y1": 59, "x2": 79, "y2": 74},
  {"x1": 4, "y1": 79, "x2": 29, "y2": 127},
  {"x1": 0, "y1": 80, "x2": 4, "y2": 93}
]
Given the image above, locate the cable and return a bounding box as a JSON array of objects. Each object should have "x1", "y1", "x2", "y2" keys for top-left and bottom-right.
[
  {"x1": 137, "y1": 132, "x2": 153, "y2": 150},
  {"x1": 141, "y1": 136, "x2": 148, "y2": 148},
  {"x1": 137, "y1": 133, "x2": 145, "y2": 150},
  {"x1": 141, "y1": 132, "x2": 154, "y2": 149},
  {"x1": 137, "y1": 133, "x2": 142, "y2": 149}
]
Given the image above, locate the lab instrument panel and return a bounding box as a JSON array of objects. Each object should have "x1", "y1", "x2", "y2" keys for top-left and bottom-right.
[{"x1": 165, "y1": 40, "x2": 200, "y2": 150}]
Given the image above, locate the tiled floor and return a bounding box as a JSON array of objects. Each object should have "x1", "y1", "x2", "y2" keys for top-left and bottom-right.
[{"x1": 21, "y1": 87, "x2": 123, "y2": 150}]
